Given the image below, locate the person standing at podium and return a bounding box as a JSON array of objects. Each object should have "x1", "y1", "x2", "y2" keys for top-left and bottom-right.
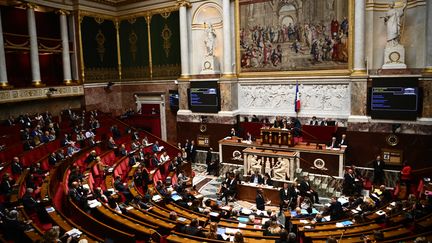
[
  {"x1": 256, "y1": 188, "x2": 266, "y2": 210},
  {"x1": 229, "y1": 128, "x2": 238, "y2": 137},
  {"x1": 290, "y1": 117, "x2": 302, "y2": 137}
]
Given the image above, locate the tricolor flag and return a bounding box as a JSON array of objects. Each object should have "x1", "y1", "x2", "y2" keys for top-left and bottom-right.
[{"x1": 294, "y1": 81, "x2": 300, "y2": 112}]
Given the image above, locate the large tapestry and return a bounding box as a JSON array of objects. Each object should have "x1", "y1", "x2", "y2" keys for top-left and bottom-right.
[{"x1": 239, "y1": 0, "x2": 350, "y2": 72}]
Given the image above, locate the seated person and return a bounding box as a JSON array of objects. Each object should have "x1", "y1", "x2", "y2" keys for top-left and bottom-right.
[
  {"x1": 206, "y1": 222, "x2": 224, "y2": 240},
  {"x1": 181, "y1": 218, "x2": 205, "y2": 237},
  {"x1": 338, "y1": 134, "x2": 348, "y2": 147},
  {"x1": 264, "y1": 220, "x2": 282, "y2": 236},
  {"x1": 244, "y1": 131, "x2": 254, "y2": 141},
  {"x1": 229, "y1": 128, "x2": 238, "y2": 137},
  {"x1": 262, "y1": 173, "x2": 273, "y2": 186},
  {"x1": 249, "y1": 170, "x2": 263, "y2": 184},
  {"x1": 219, "y1": 172, "x2": 237, "y2": 204},
  {"x1": 299, "y1": 176, "x2": 320, "y2": 204},
  {"x1": 159, "y1": 150, "x2": 170, "y2": 164},
  {"x1": 327, "y1": 196, "x2": 343, "y2": 221},
  {"x1": 279, "y1": 182, "x2": 297, "y2": 212},
  {"x1": 309, "y1": 116, "x2": 319, "y2": 126},
  {"x1": 327, "y1": 136, "x2": 340, "y2": 149}
]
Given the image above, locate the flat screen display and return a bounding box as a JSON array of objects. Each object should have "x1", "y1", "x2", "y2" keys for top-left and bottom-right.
[
  {"x1": 189, "y1": 81, "x2": 220, "y2": 113},
  {"x1": 169, "y1": 90, "x2": 179, "y2": 110},
  {"x1": 370, "y1": 77, "x2": 419, "y2": 120}
]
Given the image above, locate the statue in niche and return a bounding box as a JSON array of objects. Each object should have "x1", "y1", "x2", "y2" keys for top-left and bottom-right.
[
  {"x1": 272, "y1": 157, "x2": 289, "y2": 180},
  {"x1": 249, "y1": 155, "x2": 262, "y2": 172},
  {"x1": 204, "y1": 23, "x2": 216, "y2": 57},
  {"x1": 382, "y1": 0, "x2": 407, "y2": 46}
]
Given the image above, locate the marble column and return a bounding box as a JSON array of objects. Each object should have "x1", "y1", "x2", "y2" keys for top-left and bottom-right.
[
  {"x1": 178, "y1": 1, "x2": 191, "y2": 78},
  {"x1": 348, "y1": 78, "x2": 368, "y2": 123},
  {"x1": 59, "y1": 11, "x2": 72, "y2": 84},
  {"x1": 0, "y1": 9, "x2": 8, "y2": 86},
  {"x1": 352, "y1": 0, "x2": 365, "y2": 75},
  {"x1": 425, "y1": 0, "x2": 432, "y2": 73},
  {"x1": 222, "y1": 0, "x2": 233, "y2": 75},
  {"x1": 177, "y1": 81, "x2": 192, "y2": 115},
  {"x1": 27, "y1": 5, "x2": 41, "y2": 85}
]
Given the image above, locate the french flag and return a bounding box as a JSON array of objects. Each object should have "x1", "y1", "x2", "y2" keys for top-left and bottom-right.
[{"x1": 294, "y1": 81, "x2": 300, "y2": 112}]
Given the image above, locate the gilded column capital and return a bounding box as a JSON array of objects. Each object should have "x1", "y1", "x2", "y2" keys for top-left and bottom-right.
[
  {"x1": 176, "y1": 0, "x2": 191, "y2": 8},
  {"x1": 56, "y1": 9, "x2": 70, "y2": 15},
  {"x1": 22, "y1": 3, "x2": 37, "y2": 9}
]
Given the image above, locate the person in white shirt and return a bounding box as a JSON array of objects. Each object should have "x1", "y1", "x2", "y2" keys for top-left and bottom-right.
[
  {"x1": 159, "y1": 150, "x2": 170, "y2": 164},
  {"x1": 85, "y1": 129, "x2": 95, "y2": 139}
]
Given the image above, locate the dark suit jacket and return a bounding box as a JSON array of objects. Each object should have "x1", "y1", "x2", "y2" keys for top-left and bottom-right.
[
  {"x1": 11, "y1": 162, "x2": 23, "y2": 175},
  {"x1": 0, "y1": 179, "x2": 12, "y2": 195},
  {"x1": 299, "y1": 180, "x2": 312, "y2": 193},
  {"x1": 339, "y1": 139, "x2": 348, "y2": 146},
  {"x1": 279, "y1": 188, "x2": 294, "y2": 203},
  {"x1": 256, "y1": 194, "x2": 265, "y2": 210},
  {"x1": 327, "y1": 140, "x2": 340, "y2": 148},
  {"x1": 250, "y1": 174, "x2": 263, "y2": 184},
  {"x1": 344, "y1": 173, "x2": 356, "y2": 187},
  {"x1": 329, "y1": 201, "x2": 343, "y2": 221},
  {"x1": 262, "y1": 178, "x2": 273, "y2": 186},
  {"x1": 373, "y1": 160, "x2": 385, "y2": 175}
]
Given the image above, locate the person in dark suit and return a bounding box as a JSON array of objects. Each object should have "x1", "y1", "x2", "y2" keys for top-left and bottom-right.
[
  {"x1": 11, "y1": 157, "x2": 23, "y2": 175},
  {"x1": 48, "y1": 152, "x2": 57, "y2": 166},
  {"x1": 220, "y1": 173, "x2": 237, "y2": 204},
  {"x1": 372, "y1": 155, "x2": 385, "y2": 185},
  {"x1": 309, "y1": 116, "x2": 319, "y2": 126},
  {"x1": 338, "y1": 134, "x2": 348, "y2": 147},
  {"x1": 84, "y1": 150, "x2": 97, "y2": 164},
  {"x1": 327, "y1": 196, "x2": 343, "y2": 221},
  {"x1": 327, "y1": 137, "x2": 339, "y2": 149},
  {"x1": 151, "y1": 153, "x2": 160, "y2": 168},
  {"x1": 68, "y1": 181, "x2": 82, "y2": 202},
  {"x1": 189, "y1": 140, "x2": 197, "y2": 163},
  {"x1": 343, "y1": 168, "x2": 357, "y2": 196},
  {"x1": 279, "y1": 182, "x2": 295, "y2": 212},
  {"x1": 291, "y1": 117, "x2": 302, "y2": 137},
  {"x1": 256, "y1": 189, "x2": 266, "y2": 211},
  {"x1": 229, "y1": 128, "x2": 239, "y2": 137},
  {"x1": 244, "y1": 132, "x2": 254, "y2": 142},
  {"x1": 182, "y1": 218, "x2": 205, "y2": 237},
  {"x1": 249, "y1": 170, "x2": 263, "y2": 184},
  {"x1": 299, "y1": 176, "x2": 320, "y2": 204},
  {"x1": 0, "y1": 173, "x2": 13, "y2": 196},
  {"x1": 262, "y1": 173, "x2": 273, "y2": 186}
]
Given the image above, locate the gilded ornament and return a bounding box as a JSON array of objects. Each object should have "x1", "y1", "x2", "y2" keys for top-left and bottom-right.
[
  {"x1": 96, "y1": 30, "x2": 106, "y2": 62},
  {"x1": 129, "y1": 30, "x2": 138, "y2": 62},
  {"x1": 161, "y1": 24, "x2": 172, "y2": 58}
]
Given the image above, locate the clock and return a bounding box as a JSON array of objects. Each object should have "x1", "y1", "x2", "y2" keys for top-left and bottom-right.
[
  {"x1": 199, "y1": 124, "x2": 207, "y2": 133},
  {"x1": 386, "y1": 134, "x2": 399, "y2": 146},
  {"x1": 389, "y1": 51, "x2": 400, "y2": 63},
  {"x1": 203, "y1": 61, "x2": 212, "y2": 70}
]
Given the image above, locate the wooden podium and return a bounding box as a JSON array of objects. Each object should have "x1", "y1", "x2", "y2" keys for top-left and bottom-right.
[{"x1": 260, "y1": 127, "x2": 294, "y2": 147}]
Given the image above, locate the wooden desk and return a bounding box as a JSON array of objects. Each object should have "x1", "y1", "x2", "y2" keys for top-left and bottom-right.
[
  {"x1": 303, "y1": 223, "x2": 381, "y2": 238},
  {"x1": 165, "y1": 203, "x2": 209, "y2": 224},
  {"x1": 236, "y1": 183, "x2": 281, "y2": 206},
  {"x1": 150, "y1": 204, "x2": 191, "y2": 225},
  {"x1": 260, "y1": 127, "x2": 294, "y2": 147},
  {"x1": 47, "y1": 210, "x2": 101, "y2": 242},
  {"x1": 219, "y1": 139, "x2": 345, "y2": 176},
  {"x1": 93, "y1": 204, "x2": 156, "y2": 238},
  {"x1": 125, "y1": 207, "x2": 176, "y2": 230}
]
